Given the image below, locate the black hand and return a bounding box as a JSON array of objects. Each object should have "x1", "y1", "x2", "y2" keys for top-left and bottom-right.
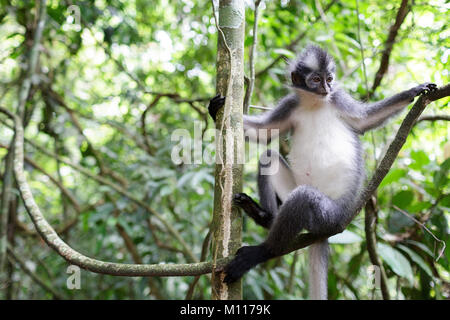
[
  {"x1": 208, "y1": 94, "x2": 225, "y2": 121},
  {"x1": 412, "y1": 82, "x2": 438, "y2": 97}
]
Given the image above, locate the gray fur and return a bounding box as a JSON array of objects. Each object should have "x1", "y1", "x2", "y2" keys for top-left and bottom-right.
[
  {"x1": 258, "y1": 149, "x2": 284, "y2": 217},
  {"x1": 258, "y1": 149, "x2": 296, "y2": 215},
  {"x1": 332, "y1": 84, "x2": 431, "y2": 133},
  {"x1": 290, "y1": 45, "x2": 336, "y2": 95},
  {"x1": 243, "y1": 94, "x2": 299, "y2": 142},
  {"x1": 309, "y1": 240, "x2": 329, "y2": 300}
]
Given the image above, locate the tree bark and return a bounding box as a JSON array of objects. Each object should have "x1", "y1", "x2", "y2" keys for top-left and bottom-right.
[
  {"x1": 0, "y1": 0, "x2": 47, "y2": 282},
  {"x1": 364, "y1": 197, "x2": 390, "y2": 300},
  {"x1": 210, "y1": 0, "x2": 245, "y2": 300}
]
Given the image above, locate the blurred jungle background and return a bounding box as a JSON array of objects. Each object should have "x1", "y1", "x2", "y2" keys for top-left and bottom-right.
[{"x1": 0, "y1": 0, "x2": 448, "y2": 300}]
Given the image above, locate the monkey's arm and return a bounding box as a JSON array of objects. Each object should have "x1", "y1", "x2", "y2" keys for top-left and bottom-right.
[
  {"x1": 333, "y1": 83, "x2": 437, "y2": 133},
  {"x1": 208, "y1": 94, "x2": 299, "y2": 142},
  {"x1": 244, "y1": 94, "x2": 299, "y2": 141}
]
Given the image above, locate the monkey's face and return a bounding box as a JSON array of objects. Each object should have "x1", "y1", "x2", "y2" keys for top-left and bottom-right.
[
  {"x1": 305, "y1": 71, "x2": 335, "y2": 96},
  {"x1": 290, "y1": 45, "x2": 336, "y2": 97},
  {"x1": 291, "y1": 69, "x2": 335, "y2": 97}
]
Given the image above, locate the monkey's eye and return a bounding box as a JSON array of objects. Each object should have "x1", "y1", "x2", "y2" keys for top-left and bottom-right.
[
  {"x1": 312, "y1": 77, "x2": 321, "y2": 83},
  {"x1": 327, "y1": 77, "x2": 333, "y2": 83}
]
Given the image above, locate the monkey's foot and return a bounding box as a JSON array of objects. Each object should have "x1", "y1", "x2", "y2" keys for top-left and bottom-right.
[
  {"x1": 208, "y1": 94, "x2": 225, "y2": 121},
  {"x1": 233, "y1": 193, "x2": 272, "y2": 229},
  {"x1": 224, "y1": 245, "x2": 273, "y2": 284}
]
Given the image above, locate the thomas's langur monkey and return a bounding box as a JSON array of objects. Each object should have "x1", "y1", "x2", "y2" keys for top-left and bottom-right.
[{"x1": 208, "y1": 45, "x2": 436, "y2": 299}]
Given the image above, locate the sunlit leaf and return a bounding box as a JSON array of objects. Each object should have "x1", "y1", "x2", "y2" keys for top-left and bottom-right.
[
  {"x1": 377, "y1": 243, "x2": 414, "y2": 285},
  {"x1": 397, "y1": 244, "x2": 433, "y2": 278},
  {"x1": 329, "y1": 230, "x2": 362, "y2": 244}
]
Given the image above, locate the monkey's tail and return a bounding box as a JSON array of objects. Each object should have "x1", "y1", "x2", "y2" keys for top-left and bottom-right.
[{"x1": 308, "y1": 239, "x2": 329, "y2": 300}]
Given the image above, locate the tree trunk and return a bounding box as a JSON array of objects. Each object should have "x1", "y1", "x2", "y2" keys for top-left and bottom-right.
[
  {"x1": 210, "y1": 0, "x2": 245, "y2": 300},
  {"x1": 0, "y1": 0, "x2": 47, "y2": 284}
]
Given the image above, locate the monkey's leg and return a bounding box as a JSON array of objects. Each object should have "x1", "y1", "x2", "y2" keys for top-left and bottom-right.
[
  {"x1": 224, "y1": 185, "x2": 346, "y2": 284},
  {"x1": 233, "y1": 149, "x2": 296, "y2": 229}
]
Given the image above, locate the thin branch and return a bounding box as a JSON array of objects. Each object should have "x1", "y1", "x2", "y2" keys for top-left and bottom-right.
[
  {"x1": 0, "y1": 135, "x2": 14, "y2": 275},
  {"x1": 69, "y1": 110, "x2": 153, "y2": 154},
  {"x1": 0, "y1": 141, "x2": 81, "y2": 236},
  {"x1": 243, "y1": 0, "x2": 262, "y2": 114},
  {"x1": 1, "y1": 106, "x2": 224, "y2": 277},
  {"x1": 0, "y1": 142, "x2": 81, "y2": 213},
  {"x1": 97, "y1": 32, "x2": 211, "y2": 104},
  {"x1": 0, "y1": 118, "x2": 198, "y2": 263},
  {"x1": 140, "y1": 95, "x2": 162, "y2": 156},
  {"x1": 255, "y1": 0, "x2": 338, "y2": 77},
  {"x1": 355, "y1": 0, "x2": 369, "y2": 95},
  {"x1": 107, "y1": 194, "x2": 164, "y2": 299},
  {"x1": 364, "y1": 197, "x2": 391, "y2": 300},
  {"x1": 146, "y1": 219, "x2": 185, "y2": 254},
  {"x1": 249, "y1": 105, "x2": 272, "y2": 111},
  {"x1": 393, "y1": 205, "x2": 446, "y2": 261},
  {"x1": 286, "y1": 250, "x2": 299, "y2": 294},
  {"x1": 1, "y1": 0, "x2": 47, "y2": 276},
  {"x1": 415, "y1": 114, "x2": 450, "y2": 124},
  {"x1": 7, "y1": 245, "x2": 64, "y2": 299},
  {"x1": 17, "y1": 0, "x2": 47, "y2": 118},
  {"x1": 370, "y1": 0, "x2": 410, "y2": 96},
  {"x1": 185, "y1": 229, "x2": 212, "y2": 299},
  {"x1": 42, "y1": 86, "x2": 128, "y2": 187},
  {"x1": 315, "y1": 0, "x2": 347, "y2": 72}
]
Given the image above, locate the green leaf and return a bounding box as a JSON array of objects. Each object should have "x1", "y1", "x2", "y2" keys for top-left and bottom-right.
[
  {"x1": 177, "y1": 171, "x2": 194, "y2": 188},
  {"x1": 404, "y1": 240, "x2": 434, "y2": 257},
  {"x1": 377, "y1": 243, "x2": 414, "y2": 285},
  {"x1": 81, "y1": 212, "x2": 90, "y2": 231},
  {"x1": 269, "y1": 270, "x2": 284, "y2": 289},
  {"x1": 387, "y1": 210, "x2": 414, "y2": 233},
  {"x1": 328, "y1": 230, "x2": 362, "y2": 244},
  {"x1": 409, "y1": 150, "x2": 430, "y2": 170},
  {"x1": 433, "y1": 158, "x2": 450, "y2": 188},
  {"x1": 249, "y1": 280, "x2": 264, "y2": 300},
  {"x1": 106, "y1": 217, "x2": 118, "y2": 227},
  {"x1": 440, "y1": 194, "x2": 450, "y2": 207},
  {"x1": 159, "y1": 185, "x2": 173, "y2": 197},
  {"x1": 392, "y1": 190, "x2": 414, "y2": 209},
  {"x1": 379, "y1": 169, "x2": 407, "y2": 188},
  {"x1": 397, "y1": 244, "x2": 433, "y2": 278}
]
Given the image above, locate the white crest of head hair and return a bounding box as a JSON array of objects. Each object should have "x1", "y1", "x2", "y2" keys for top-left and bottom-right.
[
  {"x1": 289, "y1": 45, "x2": 336, "y2": 74},
  {"x1": 303, "y1": 52, "x2": 320, "y2": 70}
]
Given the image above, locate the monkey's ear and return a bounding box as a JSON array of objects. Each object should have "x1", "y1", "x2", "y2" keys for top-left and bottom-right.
[{"x1": 291, "y1": 71, "x2": 301, "y2": 85}]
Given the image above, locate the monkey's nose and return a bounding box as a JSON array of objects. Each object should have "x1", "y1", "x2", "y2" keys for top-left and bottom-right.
[{"x1": 319, "y1": 85, "x2": 329, "y2": 95}]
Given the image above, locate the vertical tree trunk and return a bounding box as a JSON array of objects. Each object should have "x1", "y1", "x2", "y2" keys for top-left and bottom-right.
[
  {"x1": 211, "y1": 0, "x2": 245, "y2": 300},
  {"x1": 0, "y1": 0, "x2": 47, "y2": 283}
]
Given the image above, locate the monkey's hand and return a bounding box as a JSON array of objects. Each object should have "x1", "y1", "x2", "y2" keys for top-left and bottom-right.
[
  {"x1": 223, "y1": 245, "x2": 273, "y2": 284},
  {"x1": 208, "y1": 94, "x2": 225, "y2": 121},
  {"x1": 233, "y1": 193, "x2": 273, "y2": 229},
  {"x1": 409, "y1": 83, "x2": 437, "y2": 101}
]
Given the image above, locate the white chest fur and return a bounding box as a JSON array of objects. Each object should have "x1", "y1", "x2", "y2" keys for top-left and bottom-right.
[{"x1": 288, "y1": 100, "x2": 357, "y2": 199}]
